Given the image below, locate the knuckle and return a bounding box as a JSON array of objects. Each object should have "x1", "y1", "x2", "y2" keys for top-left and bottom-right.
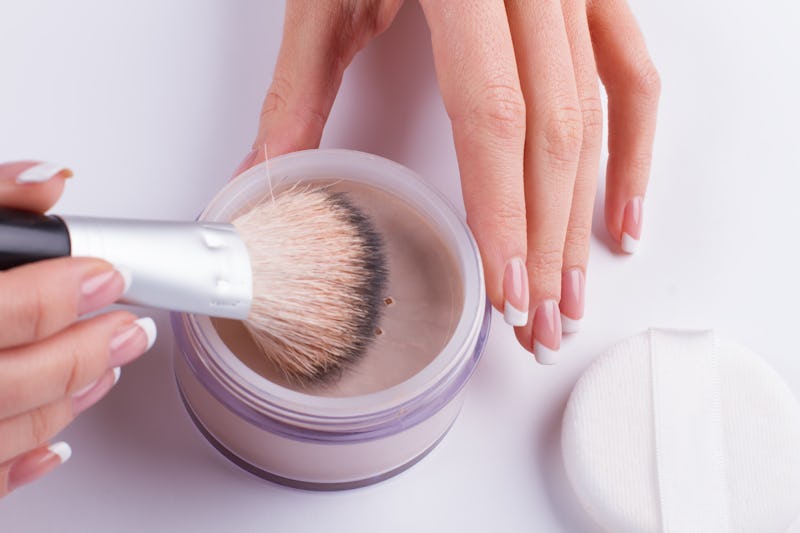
[
  {"x1": 579, "y1": 97, "x2": 604, "y2": 148},
  {"x1": 460, "y1": 82, "x2": 527, "y2": 142},
  {"x1": 337, "y1": 3, "x2": 368, "y2": 55},
  {"x1": 0, "y1": 275, "x2": 48, "y2": 341},
  {"x1": 28, "y1": 405, "x2": 54, "y2": 447},
  {"x1": 31, "y1": 286, "x2": 48, "y2": 340},
  {"x1": 492, "y1": 203, "x2": 528, "y2": 229},
  {"x1": 527, "y1": 247, "x2": 564, "y2": 280},
  {"x1": 466, "y1": 203, "x2": 527, "y2": 241},
  {"x1": 262, "y1": 76, "x2": 328, "y2": 133},
  {"x1": 63, "y1": 346, "x2": 83, "y2": 397},
  {"x1": 341, "y1": 0, "x2": 400, "y2": 38},
  {"x1": 621, "y1": 152, "x2": 655, "y2": 178},
  {"x1": 542, "y1": 106, "x2": 584, "y2": 165},
  {"x1": 261, "y1": 76, "x2": 292, "y2": 116},
  {"x1": 564, "y1": 224, "x2": 592, "y2": 253},
  {"x1": 629, "y1": 59, "x2": 661, "y2": 101}
]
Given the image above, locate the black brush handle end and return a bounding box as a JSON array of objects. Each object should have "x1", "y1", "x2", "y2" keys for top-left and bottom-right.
[{"x1": 0, "y1": 208, "x2": 71, "y2": 270}]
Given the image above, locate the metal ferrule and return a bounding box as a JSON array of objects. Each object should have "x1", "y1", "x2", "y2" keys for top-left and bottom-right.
[{"x1": 61, "y1": 216, "x2": 253, "y2": 320}]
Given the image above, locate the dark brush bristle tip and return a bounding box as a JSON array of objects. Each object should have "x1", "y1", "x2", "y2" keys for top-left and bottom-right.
[{"x1": 326, "y1": 191, "x2": 389, "y2": 362}]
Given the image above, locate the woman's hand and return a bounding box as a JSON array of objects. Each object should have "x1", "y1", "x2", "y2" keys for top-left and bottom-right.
[
  {"x1": 244, "y1": 0, "x2": 659, "y2": 363},
  {"x1": 0, "y1": 162, "x2": 156, "y2": 496}
]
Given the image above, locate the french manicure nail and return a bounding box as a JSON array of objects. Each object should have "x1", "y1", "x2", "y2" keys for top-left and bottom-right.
[
  {"x1": 78, "y1": 267, "x2": 131, "y2": 315},
  {"x1": 560, "y1": 269, "x2": 585, "y2": 334},
  {"x1": 503, "y1": 257, "x2": 529, "y2": 326},
  {"x1": 7, "y1": 442, "x2": 72, "y2": 492},
  {"x1": 108, "y1": 317, "x2": 157, "y2": 368},
  {"x1": 15, "y1": 162, "x2": 73, "y2": 184},
  {"x1": 71, "y1": 368, "x2": 121, "y2": 415},
  {"x1": 532, "y1": 300, "x2": 562, "y2": 365},
  {"x1": 115, "y1": 265, "x2": 132, "y2": 293},
  {"x1": 621, "y1": 196, "x2": 643, "y2": 254}
]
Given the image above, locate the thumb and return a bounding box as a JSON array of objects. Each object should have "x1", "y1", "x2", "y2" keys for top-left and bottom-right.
[
  {"x1": 255, "y1": 1, "x2": 344, "y2": 159},
  {"x1": 0, "y1": 161, "x2": 71, "y2": 213},
  {"x1": 242, "y1": 1, "x2": 403, "y2": 173}
]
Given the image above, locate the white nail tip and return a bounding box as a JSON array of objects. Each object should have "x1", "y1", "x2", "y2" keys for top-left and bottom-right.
[
  {"x1": 48, "y1": 441, "x2": 72, "y2": 464},
  {"x1": 15, "y1": 162, "x2": 69, "y2": 184},
  {"x1": 533, "y1": 341, "x2": 559, "y2": 365},
  {"x1": 115, "y1": 266, "x2": 133, "y2": 294},
  {"x1": 134, "y1": 317, "x2": 157, "y2": 351},
  {"x1": 112, "y1": 367, "x2": 122, "y2": 385},
  {"x1": 504, "y1": 302, "x2": 529, "y2": 327},
  {"x1": 621, "y1": 233, "x2": 639, "y2": 254},
  {"x1": 561, "y1": 314, "x2": 582, "y2": 334}
]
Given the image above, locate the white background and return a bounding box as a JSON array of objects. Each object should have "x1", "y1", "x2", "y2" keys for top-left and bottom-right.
[{"x1": 1, "y1": 1, "x2": 800, "y2": 531}]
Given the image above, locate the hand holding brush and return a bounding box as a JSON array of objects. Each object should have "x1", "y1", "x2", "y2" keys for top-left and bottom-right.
[{"x1": 0, "y1": 161, "x2": 387, "y2": 496}]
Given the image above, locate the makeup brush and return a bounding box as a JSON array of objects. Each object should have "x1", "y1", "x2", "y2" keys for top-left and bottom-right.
[{"x1": 0, "y1": 188, "x2": 388, "y2": 382}]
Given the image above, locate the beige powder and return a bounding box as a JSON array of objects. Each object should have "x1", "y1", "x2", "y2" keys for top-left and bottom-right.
[{"x1": 213, "y1": 180, "x2": 464, "y2": 397}]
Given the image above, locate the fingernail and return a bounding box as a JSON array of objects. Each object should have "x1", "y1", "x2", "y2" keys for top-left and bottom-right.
[
  {"x1": 503, "y1": 257, "x2": 529, "y2": 326},
  {"x1": 621, "y1": 196, "x2": 643, "y2": 254},
  {"x1": 15, "y1": 162, "x2": 73, "y2": 184},
  {"x1": 233, "y1": 149, "x2": 259, "y2": 178},
  {"x1": 71, "y1": 367, "x2": 121, "y2": 415},
  {"x1": 560, "y1": 269, "x2": 585, "y2": 334},
  {"x1": 532, "y1": 300, "x2": 561, "y2": 365},
  {"x1": 78, "y1": 266, "x2": 132, "y2": 315},
  {"x1": 7, "y1": 442, "x2": 72, "y2": 492},
  {"x1": 108, "y1": 317, "x2": 157, "y2": 367}
]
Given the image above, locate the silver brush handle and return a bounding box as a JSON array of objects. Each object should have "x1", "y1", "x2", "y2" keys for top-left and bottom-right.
[{"x1": 62, "y1": 216, "x2": 253, "y2": 319}]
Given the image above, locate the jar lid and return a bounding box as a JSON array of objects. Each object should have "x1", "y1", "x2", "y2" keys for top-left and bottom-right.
[{"x1": 562, "y1": 329, "x2": 800, "y2": 532}]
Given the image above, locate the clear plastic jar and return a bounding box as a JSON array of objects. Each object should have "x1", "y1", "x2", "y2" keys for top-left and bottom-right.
[{"x1": 172, "y1": 149, "x2": 490, "y2": 489}]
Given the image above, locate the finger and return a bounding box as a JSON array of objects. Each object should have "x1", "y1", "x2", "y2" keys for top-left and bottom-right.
[
  {"x1": 588, "y1": 0, "x2": 660, "y2": 253},
  {"x1": 0, "y1": 258, "x2": 128, "y2": 348},
  {"x1": 249, "y1": 0, "x2": 404, "y2": 166},
  {"x1": 560, "y1": 0, "x2": 604, "y2": 332},
  {"x1": 506, "y1": 0, "x2": 581, "y2": 363},
  {"x1": 0, "y1": 311, "x2": 155, "y2": 420},
  {"x1": 0, "y1": 161, "x2": 72, "y2": 213},
  {"x1": 420, "y1": 0, "x2": 529, "y2": 326},
  {"x1": 0, "y1": 441, "x2": 72, "y2": 496},
  {"x1": 0, "y1": 369, "x2": 118, "y2": 464}
]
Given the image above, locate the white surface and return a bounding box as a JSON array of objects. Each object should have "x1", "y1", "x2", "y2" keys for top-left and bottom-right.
[{"x1": 1, "y1": 1, "x2": 799, "y2": 532}]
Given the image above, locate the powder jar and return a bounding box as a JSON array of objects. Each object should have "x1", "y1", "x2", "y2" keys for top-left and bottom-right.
[{"x1": 172, "y1": 149, "x2": 490, "y2": 489}]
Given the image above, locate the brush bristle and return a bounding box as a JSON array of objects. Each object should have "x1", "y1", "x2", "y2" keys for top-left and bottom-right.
[{"x1": 232, "y1": 187, "x2": 388, "y2": 384}]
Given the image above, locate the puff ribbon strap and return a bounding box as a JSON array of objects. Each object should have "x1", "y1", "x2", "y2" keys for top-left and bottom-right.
[{"x1": 648, "y1": 328, "x2": 732, "y2": 533}]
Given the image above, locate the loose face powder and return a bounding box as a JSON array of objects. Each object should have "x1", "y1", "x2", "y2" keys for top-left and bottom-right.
[
  {"x1": 172, "y1": 149, "x2": 488, "y2": 489},
  {"x1": 213, "y1": 179, "x2": 465, "y2": 397}
]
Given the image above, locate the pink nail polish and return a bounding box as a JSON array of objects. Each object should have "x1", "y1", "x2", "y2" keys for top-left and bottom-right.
[
  {"x1": 560, "y1": 269, "x2": 585, "y2": 334},
  {"x1": 78, "y1": 268, "x2": 129, "y2": 315},
  {"x1": 71, "y1": 368, "x2": 120, "y2": 415},
  {"x1": 7, "y1": 442, "x2": 71, "y2": 492},
  {"x1": 108, "y1": 318, "x2": 157, "y2": 368},
  {"x1": 503, "y1": 257, "x2": 529, "y2": 326},
  {"x1": 532, "y1": 300, "x2": 562, "y2": 365},
  {"x1": 621, "y1": 196, "x2": 643, "y2": 254}
]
